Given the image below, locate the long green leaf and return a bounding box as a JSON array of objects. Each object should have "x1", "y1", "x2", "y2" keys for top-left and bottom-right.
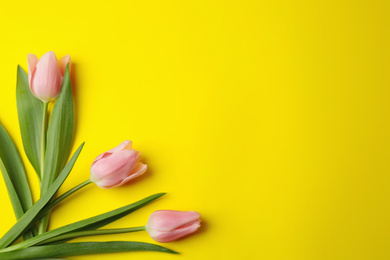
[
  {"x1": 41, "y1": 63, "x2": 74, "y2": 192},
  {"x1": 16, "y1": 65, "x2": 44, "y2": 178},
  {"x1": 39, "y1": 227, "x2": 145, "y2": 245},
  {"x1": 0, "y1": 123, "x2": 35, "y2": 239},
  {"x1": 0, "y1": 193, "x2": 165, "y2": 252},
  {"x1": 39, "y1": 63, "x2": 74, "y2": 234},
  {"x1": 0, "y1": 143, "x2": 84, "y2": 249},
  {"x1": 0, "y1": 241, "x2": 178, "y2": 259}
]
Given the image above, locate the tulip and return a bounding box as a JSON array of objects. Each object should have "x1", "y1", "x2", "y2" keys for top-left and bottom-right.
[
  {"x1": 146, "y1": 210, "x2": 201, "y2": 243},
  {"x1": 27, "y1": 51, "x2": 71, "y2": 102},
  {"x1": 90, "y1": 140, "x2": 147, "y2": 188}
]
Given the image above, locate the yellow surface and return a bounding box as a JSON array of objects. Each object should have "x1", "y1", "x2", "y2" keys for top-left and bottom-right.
[{"x1": 0, "y1": 1, "x2": 390, "y2": 259}]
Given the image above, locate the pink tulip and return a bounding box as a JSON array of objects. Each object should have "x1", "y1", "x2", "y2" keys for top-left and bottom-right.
[
  {"x1": 27, "y1": 51, "x2": 71, "y2": 102},
  {"x1": 146, "y1": 210, "x2": 201, "y2": 243},
  {"x1": 90, "y1": 140, "x2": 147, "y2": 189}
]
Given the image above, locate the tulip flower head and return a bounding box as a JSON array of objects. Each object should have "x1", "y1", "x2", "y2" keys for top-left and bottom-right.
[
  {"x1": 27, "y1": 51, "x2": 71, "y2": 102},
  {"x1": 90, "y1": 140, "x2": 147, "y2": 189},
  {"x1": 146, "y1": 210, "x2": 201, "y2": 243}
]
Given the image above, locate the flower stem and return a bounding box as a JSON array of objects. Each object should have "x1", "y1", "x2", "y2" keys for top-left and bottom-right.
[
  {"x1": 45, "y1": 179, "x2": 92, "y2": 211},
  {"x1": 38, "y1": 179, "x2": 92, "y2": 234},
  {"x1": 37, "y1": 102, "x2": 48, "y2": 235},
  {"x1": 40, "y1": 102, "x2": 48, "y2": 180},
  {"x1": 38, "y1": 226, "x2": 146, "y2": 245}
]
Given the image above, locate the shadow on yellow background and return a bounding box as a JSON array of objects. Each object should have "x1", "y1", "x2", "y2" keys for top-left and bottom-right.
[{"x1": 0, "y1": 0, "x2": 390, "y2": 259}]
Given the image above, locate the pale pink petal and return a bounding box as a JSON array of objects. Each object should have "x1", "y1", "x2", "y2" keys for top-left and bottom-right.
[
  {"x1": 91, "y1": 152, "x2": 113, "y2": 167},
  {"x1": 109, "y1": 162, "x2": 147, "y2": 188},
  {"x1": 31, "y1": 51, "x2": 63, "y2": 102},
  {"x1": 90, "y1": 149, "x2": 138, "y2": 188},
  {"x1": 132, "y1": 162, "x2": 147, "y2": 176},
  {"x1": 147, "y1": 219, "x2": 201, "y2": 243},
  {"x1": 89, "y1": 140, "x2": 147, "y2": 189},
  {"x1": 58, "y1": 55, "x2": 71, "y2": 76},
  {"x1": 107, "y1": 140, "x2": 132, "y2": 153},
  {"x1": 27, "y1": 54, "x2": 39, "y2": 87},
  {"x1": 91, "y1": 140, "x2": 133, "y2": 167},
  {"x1": 147, "y1": 210, "x2": 201, "y2": 232}
]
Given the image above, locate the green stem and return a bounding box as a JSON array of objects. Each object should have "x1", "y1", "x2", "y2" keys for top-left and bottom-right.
[
  {"x1": 37, "y1": 102, "x2": 48, "y2": 235},
  {"x1": 40, "y1": 102, "x2": 48, "y2": 180},
  {"x1": 38, "y1": 179, "x2": 92, "y2": 234},
  {"x1": 45, "y1": 179, "x2": 92, "y2": 211},
  {"x1": 38, "y1": 226, "x2": 146, "y2": 245}
]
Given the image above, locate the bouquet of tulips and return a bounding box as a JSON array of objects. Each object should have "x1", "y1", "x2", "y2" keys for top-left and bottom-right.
[{"x1": 0, "y1": 52, "x2": 201, "y2": 259}]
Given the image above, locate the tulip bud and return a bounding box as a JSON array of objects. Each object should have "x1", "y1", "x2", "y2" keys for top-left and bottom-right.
[
  {"x1": 90, "y1": 140, "x2": 147, "y2": 189},
  {"x1": 146, "y1": 210, "x2": 201, "y2": 243},
  {"x1": 27, "y1": 51, "x2": 71, "y2": 102}
]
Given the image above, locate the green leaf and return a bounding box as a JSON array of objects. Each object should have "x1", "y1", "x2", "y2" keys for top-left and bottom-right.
[
  {"x1": 0, "y1": 241, "x2": 178, "y2": 259},
  {"x1": 0, "y1": 143, "x2": 84, "y2": 249},
  {"x1": 16, "y1": 65, "x2": 44, "y2": 179},
  {"x1": 0, "y1": 193, "x2": 165, "y2": 252},
  {"x1": 39, "y1": 63, "x2": 74, "y2": 233},
  {"x1": 39, "y1": 227, "x2": 145, "y2": 245},
  {"x1": 41, "y1": 63, "x2": 74, "y2": 191},
  {"x1": 0, "y1": 123, "x2": 35, "y2": 239}
]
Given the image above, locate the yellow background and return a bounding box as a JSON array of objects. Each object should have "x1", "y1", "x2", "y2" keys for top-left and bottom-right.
[{"x1": 0, "y1": 0, "x2": 390, "y2": 259}]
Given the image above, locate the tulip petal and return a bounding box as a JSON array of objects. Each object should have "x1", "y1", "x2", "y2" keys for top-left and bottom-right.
[
  {"x1": 132, "y1": 162, "x2": 147, "y2": 175},
  {"x1": 27, "y1": 54, "x2": 39, "y2": 87},
  {"x1": 91, "y1": 141, "x2": 133, "y2": 167},
  {"x1": 110, "y1": 162, "x2": 147, "y2": 188},
  {"x1": 147, "y1": 210, "x2": 201, "y2": 232},
  {"x1": 147, "y1": 220, "x2": 201, "y2": 243},
  {"x1": 31, "y1": 51, "x2": 63, "y2": 102},
  {"x1": 58, "y1": 55, "x2": 71, "y2": 76},
  {"x1": 108, "y1": 140, "x2": 132, "y2": 153},
  {"x1": 91, "y1": 152, "x2": 113, "y2": 167},
  {"x1": 90, "y1": 149, "x2": 138, "y2": 188}
]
